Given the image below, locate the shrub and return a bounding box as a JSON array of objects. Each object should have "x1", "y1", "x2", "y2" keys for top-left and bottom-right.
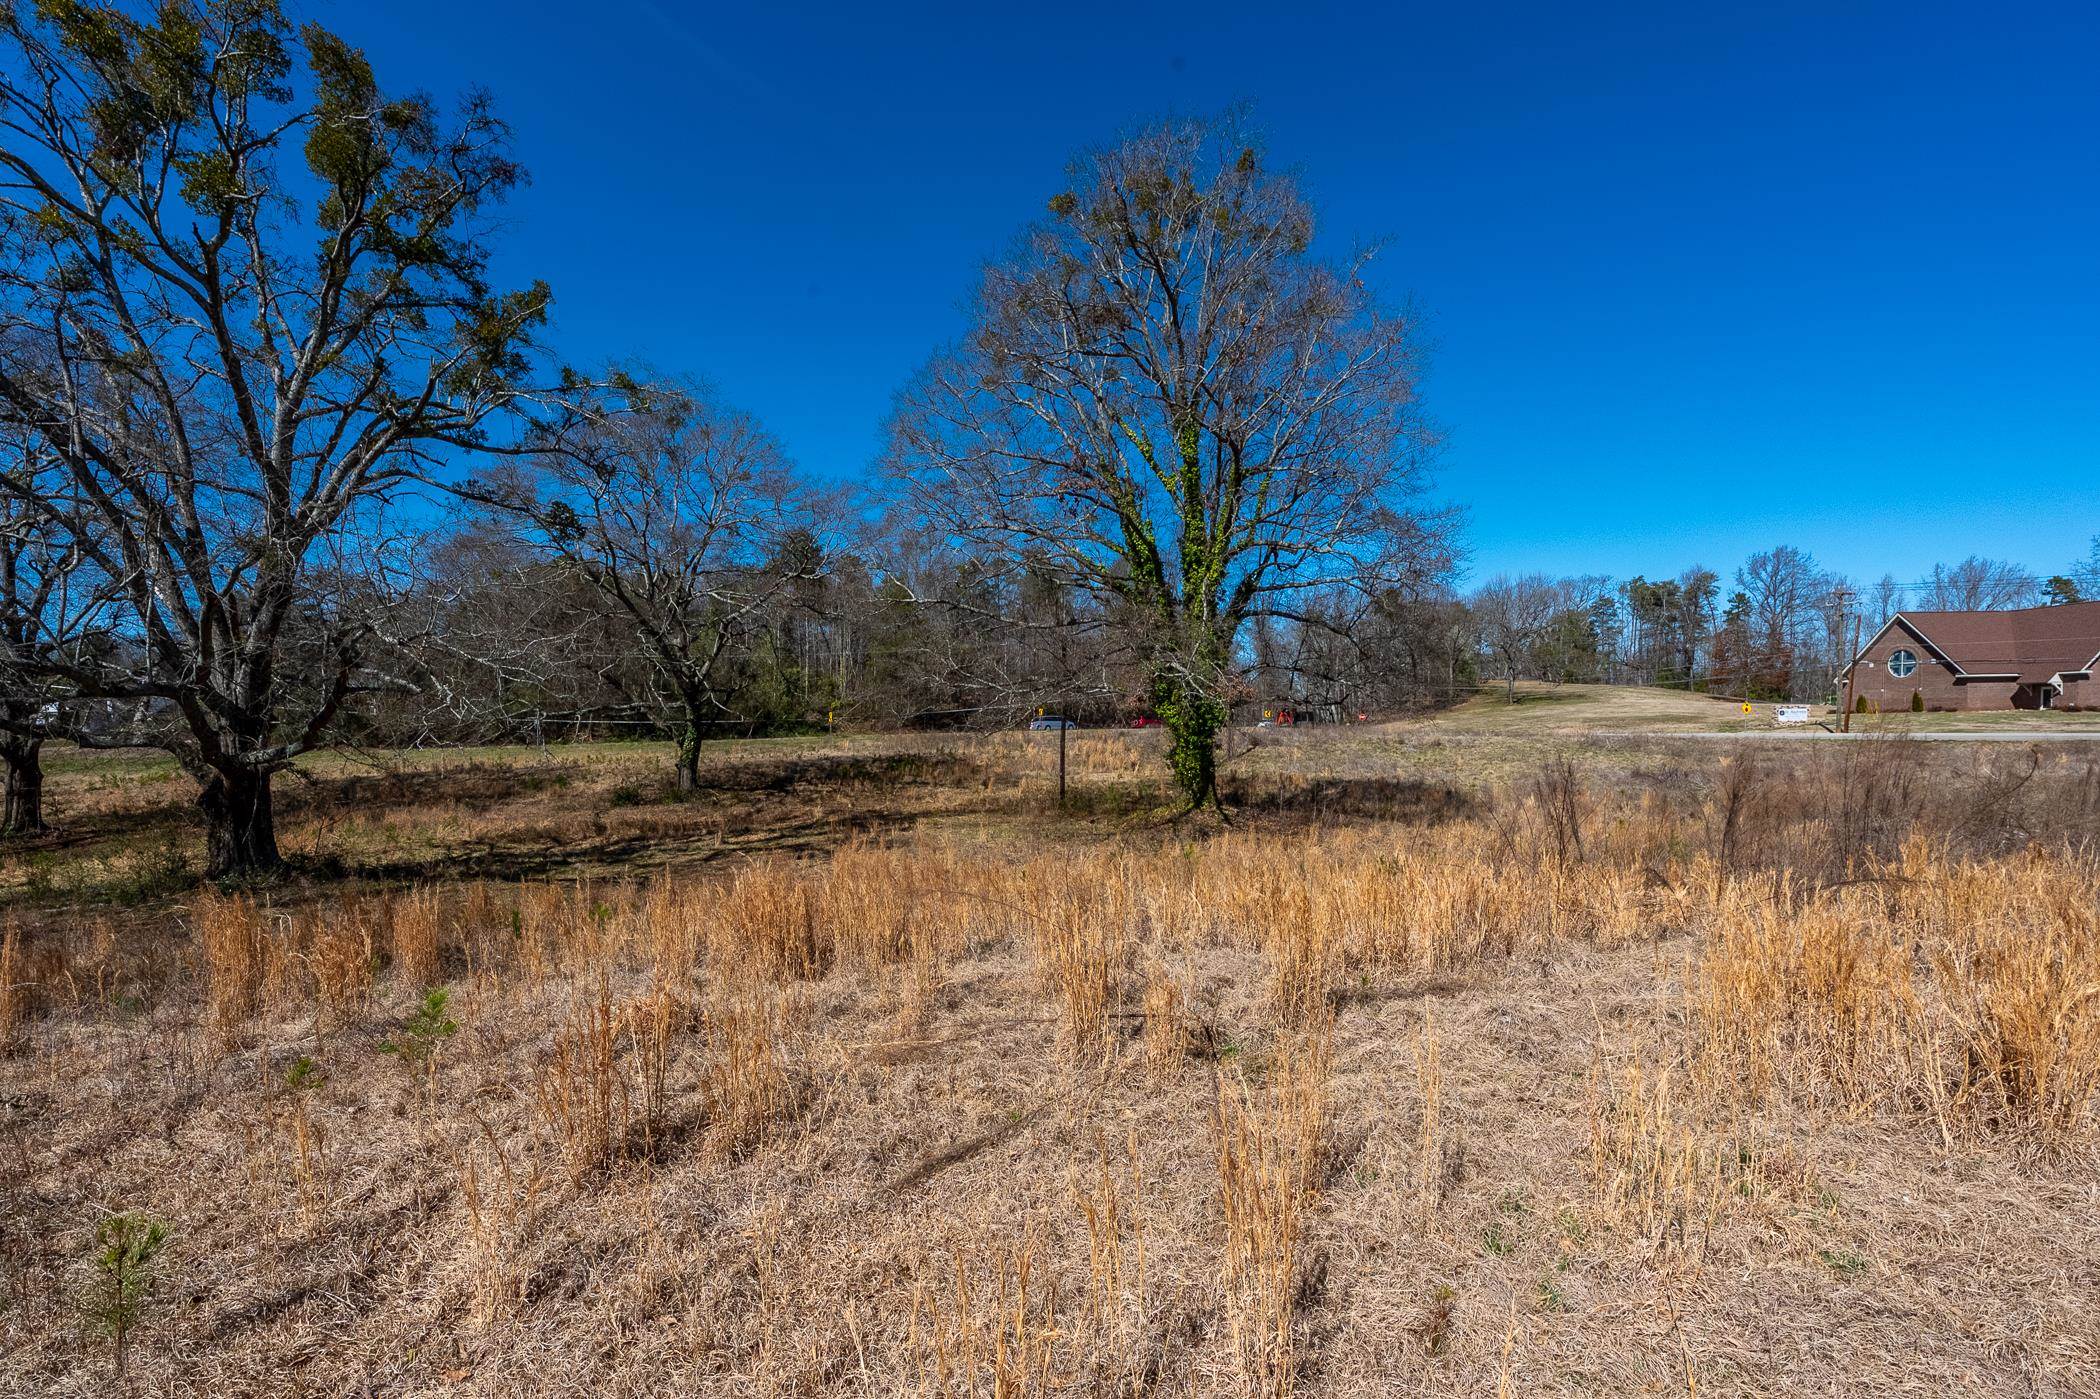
[{"x1": 1910, "y1": 691, "x2": 1926, "y2": 713}]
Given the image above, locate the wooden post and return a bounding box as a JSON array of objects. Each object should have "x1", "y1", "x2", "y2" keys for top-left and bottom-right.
[{"x1": 1057, "y1": 705, "x2": 1067, "y2": 808}]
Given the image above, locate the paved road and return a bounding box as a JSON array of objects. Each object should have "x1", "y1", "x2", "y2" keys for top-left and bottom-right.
[{"x1": 1604, "y1": 730, "x2": 2100, "y2": 742}]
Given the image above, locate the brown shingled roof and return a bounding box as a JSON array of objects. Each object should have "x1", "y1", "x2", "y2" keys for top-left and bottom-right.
[{"x1": 1880, "y1": 602, "x2": 2100, "y2": 682}]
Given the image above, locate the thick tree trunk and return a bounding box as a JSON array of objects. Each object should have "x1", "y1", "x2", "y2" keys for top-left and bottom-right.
[
  {"x1": 199, "y1": 767, "x2": 281, "y2": 880},
  {"x1": 1152, "y1": 670, "x2": 1226, "y2": 814},
  {"x1": 1, "y1": 738, "x2": 43, "y2": 836},
  {"x1": 675, "y1": 704, "x2": 703, "y2": 793}
]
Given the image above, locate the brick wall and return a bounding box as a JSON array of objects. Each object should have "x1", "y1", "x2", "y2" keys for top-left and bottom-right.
[
  {"x1": 1850, "y1": 622, "x2": 1971, "y2": 712},
  {"x1": 1961, "y1": 681, "x2": 2019, "y2": 710},
  {"x1": 1848, "y1": 622, "x2": 2100, "y2": 713}
]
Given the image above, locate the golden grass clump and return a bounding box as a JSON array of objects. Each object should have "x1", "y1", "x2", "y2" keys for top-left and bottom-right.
[
  {"x1": 195, "y1": 890, "x2": 267, "y2": 1035},
  {"x1": 1140, "y1": 962, "x2": 1190, "y2": 1072},
  {"x1": 536, "y1": 973, "x2": 687, "y2": 1184},
  {"x1": 1692, "y1": 841, "x2": 2100, "y2": 1145},
  {"x1": 1907, "y1": 845, "x2": 2100, "y2": 1139},
  {"x1": 719, "y1": 860, "x2": 828, "y2": 982},
  {"x1": 1029, "y1": 859, "x2": 1131, "y2": 1065},
  {"x1": 908, "y1": 1229, "x2": 1060, "y2": 1397},
  {"x1": 536, "y1": 971, "x2": 638, "y2": 1185},
  {"x1": 1587, "y1": 1058, "x2": 1721, "y2": 1254},
  {"x1": 1693, "y1": 881, "x2": 1917, "y2": 1110},
  {"x1": 1215, "y1": 1015, "x2": 1333, "y2": 1395},
  {"x1": 304, "y1": 903, "x2": 376, "y2": 1025},
  {"x1": 700, "y1": 978, "x2": 798, "y2": 1158},
  {"x1": 820, "y1": 839, "x2": 922, "y2": 967},
  {"x1": 388, "y1": 886, "x2": 444, "y2": 987}
]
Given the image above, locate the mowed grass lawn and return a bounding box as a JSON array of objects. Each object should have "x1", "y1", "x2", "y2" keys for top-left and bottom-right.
[{"x1": 1395, "y1": 682, "x2": 1792, "y2": 734}]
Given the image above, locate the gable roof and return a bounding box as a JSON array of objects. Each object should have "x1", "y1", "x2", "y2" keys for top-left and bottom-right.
[{"x1": 1847, "y1": 602, "x2": 2100, "y2": 683}]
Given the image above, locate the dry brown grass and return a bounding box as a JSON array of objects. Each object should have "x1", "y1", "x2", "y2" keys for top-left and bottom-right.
[
  {"x1": 1, "y1": 733, "x2": 2097, "y2": 1394},
  {"x1": 0, "y1": 918, "x2": 21, "y2": 1054},
  {"x1": 1693, "y1": 840, "x2": 2100, "y2": 1148},
  {"x1": 1215, "y1": 1013, "x2": 1333, "y2": 1395}
]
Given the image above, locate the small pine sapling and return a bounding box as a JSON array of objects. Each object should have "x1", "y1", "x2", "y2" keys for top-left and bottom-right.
[
  {"x1": 80, "y1": 1211, "x2": 169, "y2": 1380},
  {"x1": 381, "y1": 989, "x2": 459, "y2": 1067}
]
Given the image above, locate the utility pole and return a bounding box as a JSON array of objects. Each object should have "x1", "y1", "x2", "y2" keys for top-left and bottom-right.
[{"x1": 1836, "y1": 587, "x2": 1860, "y2": 732}]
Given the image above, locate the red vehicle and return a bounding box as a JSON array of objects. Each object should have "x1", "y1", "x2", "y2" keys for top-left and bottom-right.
[{"x1": 1129, "y1": 715, "x2": 1163, "y2": 728}]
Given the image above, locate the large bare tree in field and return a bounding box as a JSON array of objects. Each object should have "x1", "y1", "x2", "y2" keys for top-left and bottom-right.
[
  {"x1": 479, "y1": 379, "x2": 823, "y2": 792},
  {"x1": 888, "y1": 117, "x2": 1448, "y2": 811},
  {"x1": 0, "y1": 1, "x2": 552, "y2": 876}
]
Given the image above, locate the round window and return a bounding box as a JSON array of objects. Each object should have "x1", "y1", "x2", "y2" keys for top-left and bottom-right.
[{"x1": 1888, "y1": 649, "x2": 1918, "y2": 678}]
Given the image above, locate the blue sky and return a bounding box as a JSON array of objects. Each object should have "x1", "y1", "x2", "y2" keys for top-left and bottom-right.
[{"x1": 342, "y1": 0, "x2": 2100, "y2": 589}]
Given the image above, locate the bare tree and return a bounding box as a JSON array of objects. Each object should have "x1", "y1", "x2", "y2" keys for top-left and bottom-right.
[
  {"x1": 888, "y1": 116, "x2": 1450, "y2": 810},
  {"x1": 1733, "y1": 546, "x2": 1833, "y2": 699},
  {"x1": 1919, "y1": 557, "x2": 2038, "y2": 611},
  {"x1": 1471, "y1": 574, "x2": 1602, "y2": 702},
  {"x1": 0, "y1": 431, "x2": 97, "y2": 834},
  {"x1": 480, "y1": 379, "x2": 822, "y2": 791},
  {"x1": 1870, "y1": 573, "x2": 1903, "y2": 627},
  {"x1": 0, "y1": 2, "x2": 552, "y2": 875},
  {"x1": 1672, "y1": 566, "x2": 1718, "y2": 684}
]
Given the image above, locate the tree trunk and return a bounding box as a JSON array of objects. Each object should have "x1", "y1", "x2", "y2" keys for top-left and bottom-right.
[
  {"x1": 1506, "y1": 664, "x2": 1518, "y2": 705},
  {"x1": 1, "y1": 738, "x2": 43, "y2": 836},
  {"x1": 199, "y1": 767, "x2": 281, "y2": 880},
  {"x1": 1152, "y1": 670, "x2": 1226, "y2": 814},
  {"x1": 675, "y1": 704, "x2": 703, "y2": 793}
]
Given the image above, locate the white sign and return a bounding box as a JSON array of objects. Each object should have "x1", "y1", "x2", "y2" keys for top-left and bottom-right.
[{"x1": 1775, "y1": 705, "x2": 1811, "y2": 725}]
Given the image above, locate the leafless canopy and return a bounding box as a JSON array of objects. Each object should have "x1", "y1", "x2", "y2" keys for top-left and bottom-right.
[
  {"x1": 478, "y1": 377, "x2": 822, "y2": 788},
  {"x1": 1919, "y1": 556, "x2": 2039, "y2": 612},
  {"x1": 888, "y1": 115, "x2": 1450, "y2": 804}
]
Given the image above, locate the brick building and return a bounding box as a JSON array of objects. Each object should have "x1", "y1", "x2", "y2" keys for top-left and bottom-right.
[{"x1": 1841, "y1": 602, "x2": 2100, "y2": 712}]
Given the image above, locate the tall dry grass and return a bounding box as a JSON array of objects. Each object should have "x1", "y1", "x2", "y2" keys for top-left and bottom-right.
[
  {"x1": 1215, "y1": 1013, "x2": 1334, "y2": 1396},
  {"x1": 137, "y1": 778, "x2": 2098, "y2": 1155},
  {"x1": 909, "y1": 1228, "x2": 1060, "y2": 1397},
  {"x1": 10, "y1": 742, "x2": 2100, "y2": 1394},
  {"x1": 195, "y1": 891, "x2": 266, "y2": 1036},
  {"x1": 1031, "y1": 873, "x2": 1130, "y2": 1066},
  {"x1": 1693, "y1": 839, "x2": 2100, "y2": 1146},
  {"x1": 0, "y1": 918, "x2": 21, "y2": 1053}
]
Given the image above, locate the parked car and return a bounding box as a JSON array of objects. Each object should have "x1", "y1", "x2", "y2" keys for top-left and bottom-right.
[
  {"x1": 1029, "y1": 716, "x2": 1077, "y2": 731},
  {"x1": 1129, "y1": 715, "x2": 1162, "y2": 728}
]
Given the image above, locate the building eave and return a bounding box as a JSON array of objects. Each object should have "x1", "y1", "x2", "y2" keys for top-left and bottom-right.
[{"x1": 1842, "y1": 614, "x2": 1965, "y2": 677}]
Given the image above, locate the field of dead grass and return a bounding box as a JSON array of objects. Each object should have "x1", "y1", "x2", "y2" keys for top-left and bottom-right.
[{"x1": 2, "y1": 727, "x2": 2098, "y2": 1396}]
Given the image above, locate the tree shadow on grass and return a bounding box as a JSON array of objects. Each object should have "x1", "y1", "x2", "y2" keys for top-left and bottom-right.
[{"x1": 1218, "y1": 774, "x2": 1476, "y2": 826}]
